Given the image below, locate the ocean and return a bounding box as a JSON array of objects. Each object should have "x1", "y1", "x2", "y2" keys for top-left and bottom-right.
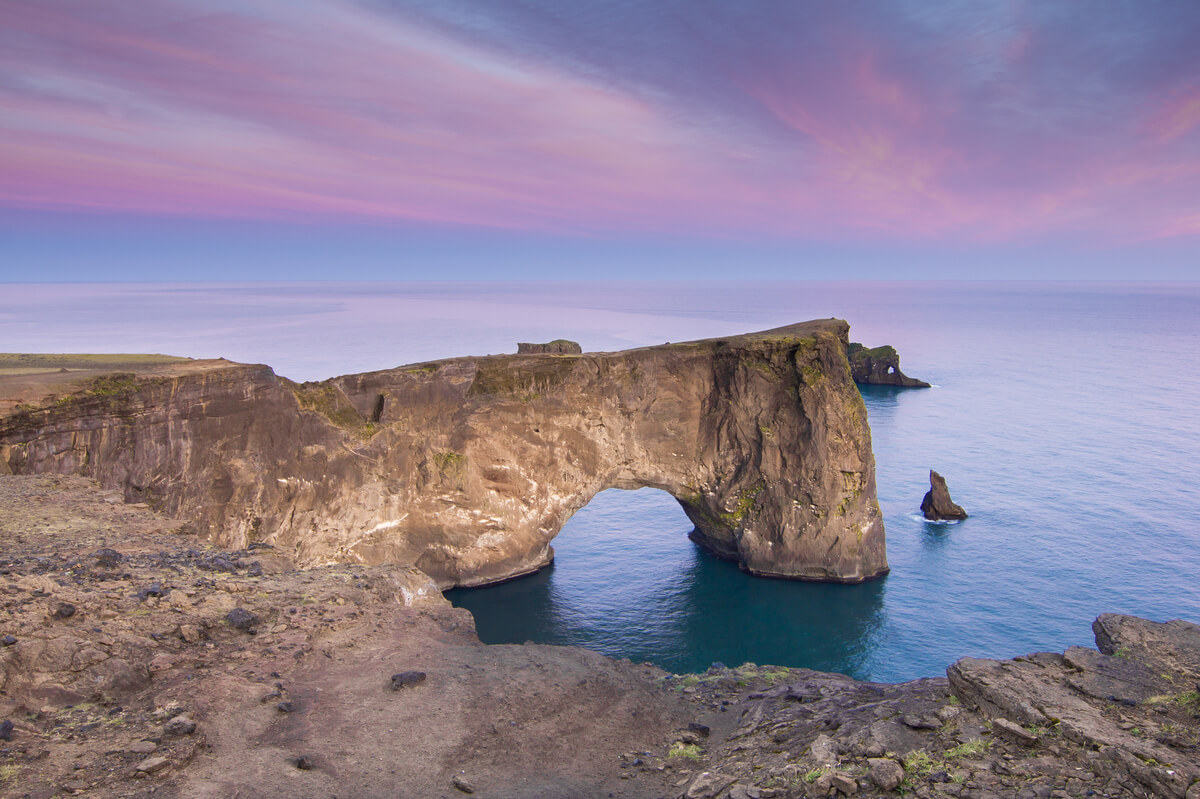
[{"x1": 4, "y1": 281, "x2": 1198, "y2": 681}]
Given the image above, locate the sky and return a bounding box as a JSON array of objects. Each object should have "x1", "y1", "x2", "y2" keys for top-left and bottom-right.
[{"x1": 2, "y1": 0, "x2": 1199, "y2": 281}]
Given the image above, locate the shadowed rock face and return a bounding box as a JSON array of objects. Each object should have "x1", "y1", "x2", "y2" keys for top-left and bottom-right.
[
  {"x1": 847, "y1": 343, "x2": 930, "y2": 387},
  {"x1": 0, "y1": 320, "x2": 888, "y2": 587}
]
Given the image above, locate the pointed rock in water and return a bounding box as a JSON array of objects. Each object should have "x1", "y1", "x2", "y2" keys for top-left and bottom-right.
[{"x1": 921, "y1": 470, "x2": 968, "y2": 520}]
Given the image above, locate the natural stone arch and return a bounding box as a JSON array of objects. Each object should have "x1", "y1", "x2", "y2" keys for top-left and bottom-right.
[{"x1": 0, "y1": 320, "x2": 888, "y2": 587}]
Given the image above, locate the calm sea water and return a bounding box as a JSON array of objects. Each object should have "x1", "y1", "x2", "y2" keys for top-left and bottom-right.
[{"x1": 4, "y1": 281, "x2": 1198, "y2": 681}]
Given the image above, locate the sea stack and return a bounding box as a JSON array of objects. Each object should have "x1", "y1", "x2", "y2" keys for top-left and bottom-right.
[
  {"x1": 846, "y1": 342, "x2": 930, "y2": 387},
  {"x1": 921, "y1": 470, "x2": 968, "y2": 520}
]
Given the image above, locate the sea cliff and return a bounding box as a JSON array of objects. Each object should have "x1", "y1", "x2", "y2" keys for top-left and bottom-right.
[{"x1": 0, "y1": 320, "x2": 887, "y2": 587}]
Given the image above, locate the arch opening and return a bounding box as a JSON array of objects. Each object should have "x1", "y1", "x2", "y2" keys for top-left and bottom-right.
[{"x1": 447, "y1": 487, "x2": 887, "y2": 676}]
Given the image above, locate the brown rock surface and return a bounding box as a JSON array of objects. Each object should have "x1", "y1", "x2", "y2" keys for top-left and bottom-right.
[
  {"x1": 0, "y1": 320, "x2": 888, "y2": 586},
  {"x1": 0, "y1": 475, "x2": 691, "y2": 799},
  {"x1": 2, "y1": 474, "x2": 1195, "y2": 799}
]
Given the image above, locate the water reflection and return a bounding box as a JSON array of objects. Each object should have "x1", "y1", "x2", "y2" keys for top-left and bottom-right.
[{"x1": 448, "y1": 488, "x2": 887, "y2": 677}]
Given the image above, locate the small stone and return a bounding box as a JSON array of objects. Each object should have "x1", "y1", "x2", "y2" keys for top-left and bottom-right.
[
  {"x1": 207, "y1": 557, "x2": 237, "y2": 573},
  {"x1": 136, "y1": 755, "x2": 169, "y2": 774},
  {"x1": 95, "y1": 548, "x2": 122, "y2": 567},
  {"x1": 993, "y1": 717, "x2": 1039, "y2": 746},
  {"x1": 53, "y1": 602, "x2": 76, "y2": 619},
  {"x1": 128, "y1": 740, "x2": 157, "y2": 754},
  {"x1": 276, "y1": 701, "x2": 294, "y2": 713},
  {"x1": 137, "y1": 583, "x2": 164, "y2": 601},
  {"x1": 271, "y1": 624, "x2": 287, "y2": 633},
  {"x1": 452, "y1": 775, "x2": 475, "y2": 793},
  {"x1": 390, "y1": 671, "x2": 427, "y2": 690},
  {"x1": 829, "y1": 771, "x2": 858, "y2": 795},
  {"x1": 225, "y1": 607, "x2": 258, "y2": 630},
  {"x1": 685, "y1": 771, "x2": 735, "y2": 799},
  {"x1": 0, "y1": 719, "x2": 14, "y2": 741},
  {"x1": 293, "y1": 755, "x2": 313, "y2": 770},
  {"x1": 687, "y1": 721, "x2": 711, "y2": 737},
  {"x1": 168, "y1": 591, "x2": 193, "y2": 610},
  {"x1": 867, "y1": 758, "x2": 905, "y2": 791},
  {"x1": 1, "y1": 635, "x2": 15, "y2": 646},
  {"x1": 164, "y1": 714, "x2": 197, "y2": 736},
  {"x1": 178, "y1": 624, "x2": 203, "y2": 643},
  {"x1": 149, "y1": 654, "x2": 176, "y2": 673},
  {"x1": 808, "y1": 733, "x2": 839, "y2": 768},
  {"x1": 901, "y1": 714, "x2": 940, "y2": 730}
]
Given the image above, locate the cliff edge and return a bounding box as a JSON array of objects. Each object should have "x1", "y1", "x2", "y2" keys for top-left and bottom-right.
[{"x1": 0, "y1": 320, "x2": 887, "y2": 587}]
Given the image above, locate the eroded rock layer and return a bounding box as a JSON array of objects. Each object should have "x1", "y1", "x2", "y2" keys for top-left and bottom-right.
[{"x1": 0, "y1": 320, "x2": 887, "y2": 586}]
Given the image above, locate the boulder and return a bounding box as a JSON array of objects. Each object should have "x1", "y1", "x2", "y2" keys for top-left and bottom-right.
[
  {"x1": 685, "y1": 771, "x2": 735, "y2": 799},
  {"x1": 920, "y1": 471, "x2": 968, "y2": 520},
  {"x1": 867, "y1": 758, "x2": 905, "y2": 791}
]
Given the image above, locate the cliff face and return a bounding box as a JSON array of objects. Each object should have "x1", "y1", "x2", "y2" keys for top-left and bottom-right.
[{"x1": 0, "y1": 320, "x2": 888, "y2": 587}]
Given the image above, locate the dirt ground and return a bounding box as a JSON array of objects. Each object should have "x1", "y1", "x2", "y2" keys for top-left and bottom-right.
[{"x1": 0, "y1": 475, "x2": 705, "y2": 799}]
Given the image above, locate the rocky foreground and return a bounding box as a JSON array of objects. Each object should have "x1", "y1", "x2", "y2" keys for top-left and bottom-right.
[{"x1": 2, "y1": 476, "x2": 1198, "y2": 799}]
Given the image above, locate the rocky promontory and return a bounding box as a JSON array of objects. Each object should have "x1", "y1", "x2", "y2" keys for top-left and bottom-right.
[{"x1": 0, "y1": 320, "x2": 888, "y2": 586}]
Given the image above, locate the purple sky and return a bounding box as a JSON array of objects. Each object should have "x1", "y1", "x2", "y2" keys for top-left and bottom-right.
[{"x1": 2, "y1": 1, "x2": 1198, "y2": 279}]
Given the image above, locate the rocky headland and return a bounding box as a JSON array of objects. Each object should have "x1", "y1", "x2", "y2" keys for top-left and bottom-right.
[
  {"x1": 2, "y1": 475, "x2": 1197, "y2": 799},
  {"x1": 0, "y1": 321, "x2": 888, "y2": 586}
]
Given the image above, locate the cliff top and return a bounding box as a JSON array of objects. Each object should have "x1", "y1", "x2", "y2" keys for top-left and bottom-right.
[{"x1": 0, "y1": 355, "x2": 235, "y2": 414}]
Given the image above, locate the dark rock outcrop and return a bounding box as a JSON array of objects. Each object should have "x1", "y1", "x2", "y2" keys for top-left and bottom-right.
[
  {"x1": 921, "y1": 470, "x2": 968, "y2": 520},
  {"x1": 949, "y1": 615, "x2": 1200, "y2": 798},
  {"x1": 847, "y1": 342, "x2": 930, "y2": 387},
  {"x1": 0, "y1": 320, "x2": 887, "y2": 586},
  {"x1": 517, "y1": 339, "x2": 582, "y2": 355}
]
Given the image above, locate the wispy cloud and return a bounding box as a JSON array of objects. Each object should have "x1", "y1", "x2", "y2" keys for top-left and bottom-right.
[{"x1": 1, "y1": 0, "x2": 1197, "y2": 245}]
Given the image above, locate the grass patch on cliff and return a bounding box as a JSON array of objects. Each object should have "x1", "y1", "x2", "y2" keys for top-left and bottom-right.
[
  {"x1": 718, "y1": 482, "x2": 764, "y2": 527},
  {"x1": 667, "y1": 742, "x2": 702, "y2": 760},
  {"x1": 0, "y1": 353, "x2": 188, "y2": 372},
  {"x1": 287, "y1": 380, "x2": 378, "y2": 440},
  {"x1": 467, "y1": 357, "x2": 576, "y2": 400},
  {"x1": 86, "y1": 373, "x2": 142, "y2": 397},
  {"x1": 432, "y1": 450, "x2": 467, "y2": 489},
  {"x1": 902, "y1": 749, "x2": 949, "y2": 781},
  {"x1": 945, "y1": 739, "x2": 990, "y2": 759}
]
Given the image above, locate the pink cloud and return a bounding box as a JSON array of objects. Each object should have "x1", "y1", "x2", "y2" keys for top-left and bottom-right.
[{"x1": 0, "y1": 0, "x2": 1197, "y2": 246}]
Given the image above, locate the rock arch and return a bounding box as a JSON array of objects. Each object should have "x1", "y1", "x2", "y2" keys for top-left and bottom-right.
[{"x1": 0, "y1": 320, "x2": 888, "y2": 587}]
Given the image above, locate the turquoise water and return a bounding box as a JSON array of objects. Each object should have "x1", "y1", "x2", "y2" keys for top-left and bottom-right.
[
  {"x1": 5, "y1": 281, "x2": 1199, "y2": 681},
  {"x1": 446, "y1": 283, "x2": 1200, "y2": 680}
]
